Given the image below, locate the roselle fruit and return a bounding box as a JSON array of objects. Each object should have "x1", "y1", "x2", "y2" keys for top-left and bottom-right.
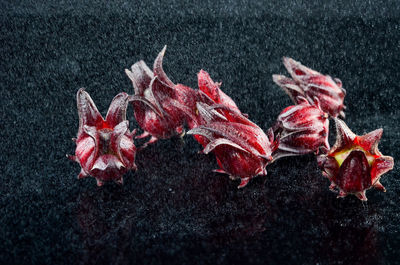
[
  {"x1": 125, "y1": 46, "x2": 198, "y2": 146},
  {"x1": 68, "y1": 89, "x2": 137, "y2": 186},
  {"x1": 317, "y1": 119, "x2": 394, "y2": 201},
  {"x1": 188, "y1": 103, "x2": 277, "y2": 188},
  {"x1": 273, "y1": 97, "x2": 330, "y2": 160},
  {"x1": 273, "y1": 57, "x2": 346, "y2": 118}
]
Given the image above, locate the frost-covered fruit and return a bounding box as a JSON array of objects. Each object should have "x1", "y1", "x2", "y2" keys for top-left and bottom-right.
[
  {"x1": 273, "y1": 96, "x2": 330, "y2": 160},
  {"x1": 273, "y1": 57, "x2": 346, "y2": 118},
  {"x1": 125, "y1": 46, "x2": 197, "y2": 146},
  {"x1": 188, "y1": 103, "x2": 277, "y2": 188},
  {"x1": 68, "y1": 89, "x2": 137, "y2": 186},
  {"x1": 317, "y1": 119, "x2": 394, "y2": 201}
]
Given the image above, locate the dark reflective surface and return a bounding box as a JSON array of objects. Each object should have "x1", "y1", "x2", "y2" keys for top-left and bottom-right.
[{"x1": 1, "y1": 1, "x2": 399, "y2": 264}]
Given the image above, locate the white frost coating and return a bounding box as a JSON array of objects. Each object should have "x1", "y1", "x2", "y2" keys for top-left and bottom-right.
[
  {"x1": 76, "y1": 136, "x2": 95, "y2": 158},
  {"x1": 91, "y1": 158, "x2": 107, "y2": 171},
  {"x1": 119, "y1": 136, "x2": 133, "y2": 149},
  {"x1": 278, "y1": 104, "x2": 303, "y2": 119},
  {"x1": 203, "y1": 138, "x2": 250, "y2": 154}
]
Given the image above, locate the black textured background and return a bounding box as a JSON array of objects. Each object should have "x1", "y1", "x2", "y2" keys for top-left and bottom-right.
[{"x1": 1, "y1": 1, "x2": 399, "y2": 264}]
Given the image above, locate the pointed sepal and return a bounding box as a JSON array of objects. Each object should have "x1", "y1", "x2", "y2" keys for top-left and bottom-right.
[
  {"x1": 355, "y1": 191, "x2": 367, "y2": 201},
  {"x1": 125, "y1": 60, "x2": 154, "y2": 95},
  {"x1": 331, "y1": 118, "x2": 356, "y2": 153},
  {"x1": 153, "y1": 45, "x2": 175, "y2": 87},
  {"x1": 357, "y1": 128, "x2": 383, "y2": 155},
  {"x1": 373, "y1": 181, "x2": 386, "y2": 192},
  {"x1": 76, "y1": 88, "x2": 104, "y2": 131},
  {"x1": 105, "y1": 93, "x2": 130, "y2": 128},
  {"x1": 238, "y1": 178, "x2": 250, "y2": 189}
]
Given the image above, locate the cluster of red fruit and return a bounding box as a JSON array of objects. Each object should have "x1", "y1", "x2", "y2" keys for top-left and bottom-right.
[{"x1": 68, "y1": 47, "x2": 394, "y2": 201}]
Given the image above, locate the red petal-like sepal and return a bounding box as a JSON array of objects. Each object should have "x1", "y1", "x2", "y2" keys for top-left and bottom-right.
[
  {"x1": 330, "y1": 118, "x2": 355, "y2": 153},
  {"x1": 371, "y1": 156, "x2": 394, "y2": 185},
  {"x1": 76, "y1": 88, "x2": 103, "y2": 132},
  {"x1": 197, "y1": 70, "x2": 240, "y2": 112},
  {"x1": 272, "y1": 74, "x2": 305, "y2": 104},
  {"x1": 318, "y1": 119, "x2": 394, "y2": 200},
  {"x1": 356, "y1": 128, "x2": 382, "y2": 155},
  {"x1": 69, "y1": 89, "x2": 137, "y2": 185},
  {"x1": 153, "y1": 45, "x2": 175, "y2": 87}
]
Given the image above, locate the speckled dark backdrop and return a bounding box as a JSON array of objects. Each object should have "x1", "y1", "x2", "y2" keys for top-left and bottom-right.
[{"x1": 1, "y1": 1, "x2": 399, "y2": 264}]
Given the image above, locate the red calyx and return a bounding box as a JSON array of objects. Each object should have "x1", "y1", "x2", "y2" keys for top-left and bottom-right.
[
  {"x1": 68, "y1": 89, "x2": 137, "y2": 186},
  {"x1": 273, "y1": 96, "x2": 330, "y2": 160},
  {"x1": 188, "y1": 103, "x2": 277, "y2": 188},
  {"x1": 273, "y1": 57, "x2": 346, "y2": 118},
  {"x1": 125, "y1": 46, "x2": 198, "y2": 147},
  {"x1": 317, "y1": 118, "x2": 394, "y2": 201}
]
